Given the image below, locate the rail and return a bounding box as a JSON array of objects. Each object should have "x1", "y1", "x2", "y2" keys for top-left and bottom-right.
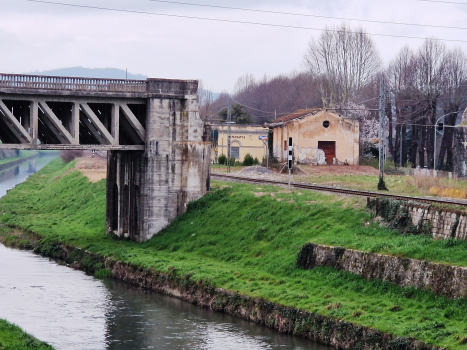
[{"x1": 212, "y1": 173, "x2": 467, "y2": 208}]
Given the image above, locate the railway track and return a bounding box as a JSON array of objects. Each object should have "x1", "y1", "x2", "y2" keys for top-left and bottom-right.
[{"x1": 212, "y1": 173, "x2": 467, "y2": 207}]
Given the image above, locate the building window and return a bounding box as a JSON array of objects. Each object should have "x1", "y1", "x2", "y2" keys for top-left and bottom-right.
[
  {"x1": 323, "y1": 120, "x2": 330, "y2": 128},
  {"x1": 231, "y1": 147, "x2": 240, "y2": 159},
  {"x1": 284, "y1": 140, "x2": 287, "y2": 150}
]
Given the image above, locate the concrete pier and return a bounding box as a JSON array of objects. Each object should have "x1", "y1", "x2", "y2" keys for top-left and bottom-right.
[{"x1": 0, "y1": 73, "x2": 211, "y2": 241}]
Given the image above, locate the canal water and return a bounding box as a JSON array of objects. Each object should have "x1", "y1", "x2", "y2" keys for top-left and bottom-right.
[{"x1": 0, "y1": 156, "x2": 332, "y2": 350}]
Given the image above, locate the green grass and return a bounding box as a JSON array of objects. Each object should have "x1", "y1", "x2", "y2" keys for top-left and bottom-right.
[
  {"x1": 0, "y1": 319, "x2": 54, "y2": 350},
  {"x1": 2, "y1": 158, "x2": 467, "y2": 348},
  {"x1": 295, "y1": 171, "x2": 467, "y2": 198},
  {"x1": 0, "y1": 151, "x2": 40, "y2": 166}
]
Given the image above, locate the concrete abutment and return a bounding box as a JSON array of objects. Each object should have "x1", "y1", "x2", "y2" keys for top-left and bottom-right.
[{"x1": 106, "y1": 95, "x2": 211, "y2": 241}]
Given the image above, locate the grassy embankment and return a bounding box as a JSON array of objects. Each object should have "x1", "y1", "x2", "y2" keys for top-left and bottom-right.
[
  {"x1": 0, "y1": 151, "x2": 40, "y2": 166},
  {"x1": 2, "y1": 159, "x2": 467, "y2": 348},
  {"x1": 0, "y1": 319, "x2": 54, "y2": 350}
]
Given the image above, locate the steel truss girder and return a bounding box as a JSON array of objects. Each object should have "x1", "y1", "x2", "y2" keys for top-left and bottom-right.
[{"x1": 0, "y1": 95, "x2": 146, "y2": 150}]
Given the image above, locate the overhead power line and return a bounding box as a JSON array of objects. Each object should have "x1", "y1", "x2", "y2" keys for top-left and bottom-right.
[
  {"x1": 146, "y1": 0, "x2": 467, "y2": 31},
  {"x1": 26, "y1": 0, "x2": 467, "y2": 44}
]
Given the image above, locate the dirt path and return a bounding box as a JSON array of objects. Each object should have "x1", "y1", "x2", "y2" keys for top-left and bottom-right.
[{"x1": 75, "y1": 155, "x2": 107, "y2": 183}]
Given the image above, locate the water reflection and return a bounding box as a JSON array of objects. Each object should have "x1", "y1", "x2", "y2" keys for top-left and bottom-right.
[
  {"x1": 0, "y1": 244, "x2": 108, "y2": 350},
  {"x1": 103, "y1": 279, "x2": 325, "y2": 350},
  {"x1": 0, "y1": 246, "x2": 330, "y2": 350},
  {"x1": 0, "y1": 155, "x2": 57, "y2": 198},
  {"x1": 0, "y1": 166, "x2": 20, "y2": 183}
]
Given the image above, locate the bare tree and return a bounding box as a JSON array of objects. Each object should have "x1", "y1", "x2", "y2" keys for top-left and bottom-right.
[
  {"x1": 413, "y1": 39, "x2": 447, "y2": 168},
  {"x1": 303, "y1": 23, "x2": 381, "y2": 108},
  {"x1": 386, "y1": 46, "x2": 418, "y2": 166},
  {"x1": 386, "y1": 40, "x2": 452, "y2": 169},
  {"x1": 437, "y1": 48, "x2": 467, "y2": 170},
  {"x1": 198, "y1": 80, "x2": 214, "y2": 121}
]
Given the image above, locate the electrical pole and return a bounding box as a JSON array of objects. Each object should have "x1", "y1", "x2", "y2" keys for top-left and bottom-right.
[
  {"x1": 227, "y1": 97, "x2": 232, "y2": 174},
  {"x1": 378, "y1": 74, "x2": 388, "y2": 190}
]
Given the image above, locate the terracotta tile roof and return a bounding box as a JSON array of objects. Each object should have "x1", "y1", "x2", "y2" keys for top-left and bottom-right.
[{"x1": 269, "y1": 108, "x2": 322, "y2": 125}]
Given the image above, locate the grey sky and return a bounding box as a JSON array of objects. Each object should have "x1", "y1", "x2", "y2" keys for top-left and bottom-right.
[{"x1": 1, "y1": 0, "x2": 466, "y2": 92}]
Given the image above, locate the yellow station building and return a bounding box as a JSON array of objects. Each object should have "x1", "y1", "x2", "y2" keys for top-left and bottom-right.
[{"x1": 211, "y1": 124, "x2": 269, "y2": 163}]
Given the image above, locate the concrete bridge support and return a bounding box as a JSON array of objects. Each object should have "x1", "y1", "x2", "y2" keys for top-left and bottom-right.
[
  {"x1": 106, "y1": 95, "x2": 211, "y2": 241},
  {"x1": 0, "y1": 73, "x2": 211, "y2": 241}
]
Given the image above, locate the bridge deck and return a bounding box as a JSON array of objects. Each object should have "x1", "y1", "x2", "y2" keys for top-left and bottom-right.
[{"x1": 0, "y1": 73, "x2": 198, "y2": 151}]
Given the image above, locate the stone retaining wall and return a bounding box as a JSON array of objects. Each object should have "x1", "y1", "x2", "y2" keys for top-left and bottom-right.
[
  {"x1": 408, "y1": 204, "x2": 467, "y2": 240},
  {"x1": 368, "y1": 198, "x2": 467, "y2": 240},
  {"x1": 297, "y1": 243, "x2": 467, "y2": 299}
]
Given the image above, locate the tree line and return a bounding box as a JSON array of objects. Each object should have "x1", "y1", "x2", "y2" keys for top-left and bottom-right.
[{"x1": 199, "y1": 23, "x2": 467, "y2": 171}]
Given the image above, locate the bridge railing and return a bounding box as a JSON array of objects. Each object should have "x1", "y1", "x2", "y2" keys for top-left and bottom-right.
[{"x1": 0, "y1": 73, "x2": 148, "y2": 93}]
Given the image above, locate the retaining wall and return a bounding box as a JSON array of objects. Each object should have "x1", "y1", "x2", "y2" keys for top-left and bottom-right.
[
  {"x1": 297, "y1": 243, "x2": 467, "y2": 299},
  {"x1": 368, "y1": 198, "x2": 467, "y2": 240}
]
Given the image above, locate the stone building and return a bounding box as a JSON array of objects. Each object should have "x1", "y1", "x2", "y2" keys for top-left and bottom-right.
[
  {"x1": 268, "y1": 109, "x2": 359, "y2": 165},
  {"x1": 211, "y1": 125, "x2": 268, "y2": 163}
]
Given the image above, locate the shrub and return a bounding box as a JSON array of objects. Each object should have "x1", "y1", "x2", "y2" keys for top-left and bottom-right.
[
  {"x1": 243, "y1": 153, "x2": 255, "y2": 166},
  {"x1": 60, "y1": 150, "x2": 83, "y2": 162},
  {"x1": 218, "y1": 154, "x2": 227, "y2": 165}
]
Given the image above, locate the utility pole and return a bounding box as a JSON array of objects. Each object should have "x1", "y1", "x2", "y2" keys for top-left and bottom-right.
[
  {"x1": 227, "y1": 97, "x2": 232, "y2": 174},
  {"x1": 378, "y1": 74, "x2": 388, "y2": 190}
]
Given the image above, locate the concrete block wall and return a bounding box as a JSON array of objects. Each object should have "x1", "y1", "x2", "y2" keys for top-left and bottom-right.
[
  {"x1": 408, "y1": 205, "x2": 467, "y2": 240},
  {"x1": 369, "y1": 198, "x2": 467, "y2": 240},
  {"x1": 297, "y1": 243, "x2": 467, "y2": 299}
]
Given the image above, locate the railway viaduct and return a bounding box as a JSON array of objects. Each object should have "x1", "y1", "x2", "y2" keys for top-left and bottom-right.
[{"x1": 0, "y1": 73, "x2": 211, "y2": 241}]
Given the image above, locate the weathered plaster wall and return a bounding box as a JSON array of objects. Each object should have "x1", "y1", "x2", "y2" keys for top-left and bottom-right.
[
  {"x1": 272, "y1": 111, "x2": 359, "y2": 165},
  {"x1": 297, "y1": 243, "x2": 467, "y2": 299}
]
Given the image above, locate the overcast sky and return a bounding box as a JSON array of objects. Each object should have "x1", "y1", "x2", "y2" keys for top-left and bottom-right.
[{"x1": 1, "y1": 0, "x2": 467, "y2": 92}]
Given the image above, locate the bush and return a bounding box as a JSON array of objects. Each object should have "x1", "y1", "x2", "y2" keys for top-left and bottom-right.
[
  {"x1": 218, "y1": 154, "x2": 227, "y2": 165},
  {"x1": 60, "y1": 150, "x2": 84, "y2": 163},
  {"x1": 254, "y1": 157, "x2": 259, "y2": 165},
  {"x1": 229, "y1": 156, "x2": 236, "y2": 166},
  {"x1": 243, "y1": 153, "x2": 255, "y2": 166}
]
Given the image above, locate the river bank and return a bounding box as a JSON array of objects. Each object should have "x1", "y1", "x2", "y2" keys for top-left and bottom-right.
[
  {"x1": 0, "y1": 319, "x2": 54, "y2": 350},
  {"x1": 1, "y1": 158, "x2": 466, "y2": 349},
  {"x1": 0, "y1": 150, "x2": 52, "y2": 172}
]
